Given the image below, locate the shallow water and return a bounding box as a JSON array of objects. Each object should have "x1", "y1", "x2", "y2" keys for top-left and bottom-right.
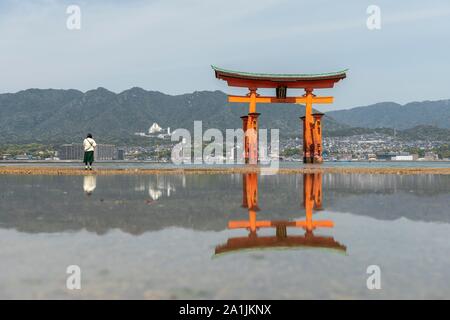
[
  {"x1": 0, "y1": 173, "x2": 449, "y2": 299},
  {"x1": 1, "y1": 160, "x2": 450, "y2": 169}
]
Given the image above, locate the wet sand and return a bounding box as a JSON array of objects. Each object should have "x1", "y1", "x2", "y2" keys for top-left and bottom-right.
[{"x1": 0, "y1": 166, "x2": 449, "y2": 175}]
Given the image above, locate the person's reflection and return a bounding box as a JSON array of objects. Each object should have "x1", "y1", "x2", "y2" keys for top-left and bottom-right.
[
  {"x1": 83, "y1": 175, "x2": 97, "y2": 196},
  {"x1": 215, "y1": 173, "x2": 346, "y2": 255}
]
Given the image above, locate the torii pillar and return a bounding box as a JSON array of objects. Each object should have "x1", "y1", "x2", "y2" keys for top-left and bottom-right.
[
  {"x1": 239, "y1": 94, "x2": 260, "y2": 165},
  {"x1": 240, "y1": 115, "x2": 249, "y2": 161},
  {"x1": 238, "y1": 172, "x2": 260, "y2": 236},
  {"x1": 301, "y1": 111, "x2": 325, "y2": 163},
  {"x1": 301, "y1": 172, "x2": 331, "y2": 231}
]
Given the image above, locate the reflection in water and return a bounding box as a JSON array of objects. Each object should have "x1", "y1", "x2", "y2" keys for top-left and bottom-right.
[
  {"x1": 148, "y1": 176, "x2": 176, "y2": 200},
  {"x1": 83, "y1": 175, "x2": 97, "y2": 195},
  {"x1": 1, "y1": 174, "x2": 448, "y2": 235},
  {"x1": 134, "y1": 175, "x2": 178, "y2": 201},
  {"x1": 215, "y1": 173, "x2": 346, "y2": 255},
  {"x1": 1, "y1": 173, "x2": 450, "y2": 299}
]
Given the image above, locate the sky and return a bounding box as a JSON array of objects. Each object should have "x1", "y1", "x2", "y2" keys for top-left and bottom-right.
[{"x1": 0, "y1": 0, "x2": 449, "y2": 110}]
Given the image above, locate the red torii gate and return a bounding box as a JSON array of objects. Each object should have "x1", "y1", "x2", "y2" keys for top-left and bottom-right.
[
  {"x1": 229, "y1": 172, "x2": 333, "y2": 233},
  {"x1": 212, "y1": 66, "x2": 347, "y2": 163},
  {"x1": 214, "y1": 173, "x2": 346, "y2": 255}
]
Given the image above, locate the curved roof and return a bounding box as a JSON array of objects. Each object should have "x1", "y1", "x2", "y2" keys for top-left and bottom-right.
[
  {"x1": 212, "y1": 65, "x2": 348, "y2": 89},
  {"x1": 214, "y1": 235, "x2": 347, "y2": 256}
]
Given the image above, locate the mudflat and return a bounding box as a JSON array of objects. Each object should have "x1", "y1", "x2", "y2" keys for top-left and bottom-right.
[{"x1": 1, "y1": 166, "x2": 449, "y2": 175}]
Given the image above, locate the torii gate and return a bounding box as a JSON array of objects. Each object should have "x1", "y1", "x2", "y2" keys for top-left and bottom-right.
[
  {"x1": 229, "y1": 172, "x2": 333, "y2": 232},
  {"x1": 214, "y1": 173, "x2": 346, "y2": 255},
  {"x1": 213, "y1": 66, "x2": 347, "y2": 163}
]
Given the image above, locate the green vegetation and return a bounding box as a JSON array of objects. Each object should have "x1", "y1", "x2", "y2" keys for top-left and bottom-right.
[
  {"x1": 434, "y1": 144, "x2": 450, "y2": 159},
  {"x1": 398, "y1": 126, "x2": 450, "y2": 142},
  {"x1": 0, "y1": 88, "x2": 346, "y2": 145},
  {"x1": 156, "y1": 149, "x2": 172, "y2": 159},
  {"x1": 327, "y1": 100, "x2": 450, "y2": 130},
  {"x1": 325, "y1": 127, "x2": 394, "y2": 137},
  {"x1": 0, "y1": 143, "x2": 56, "y2": 158},
  {"x1": 0, "y1": 88, "x2": 449, "y2": 147},
  {"x1": 404, "y1": 147, "x2": 425, "y2": 158},
  {"x1": 281, "y1": 147, "x2": 299, "y2": 157}
]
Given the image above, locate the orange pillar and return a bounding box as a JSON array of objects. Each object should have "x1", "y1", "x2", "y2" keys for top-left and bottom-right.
[
  {"x1": 303, "y1": 173, "x2": 315, "y2": 231},
  {"x1": 300, "y1": 173, "x2": 333, "y2": 232},
  {"x1": 248, "y1": 88, "x2": 257, "y2": 114},
  {"x1": 241, "y1": 170, "x2": 248, "y2": 208},
  {"x1": 244, "y1": 173, "x2": 259, "y2": 236},
  {"x1": 300, "y1": 115, "x2": 315, "y2": 163},
  {"x1": 246, "y1": 112, "x2": 260, "y2": 165},
  {"x1": 243, "y1": 88, "x2": 259, "y2": 165},
  {"x1": 312, "y1": 113, "x2": 324, "y2": 163},
  {"x1": 301, "y1": 112, "x2": 324, "y2": 164},
  {"x1": 313, "y1": 172, "x2": 323, "y2": 210},
  {"x1": 245, "y1": 173, "x2": 259, "y2": 211},
  {"x1": 241, "y1": 115, "x2": 249, "y2": 163},
  {"x1": 303, "y1": 89, "x2": 314, "y2": 164},
  {"x1": 300, "y1": 116, "x2": 307, "y2": 162}
]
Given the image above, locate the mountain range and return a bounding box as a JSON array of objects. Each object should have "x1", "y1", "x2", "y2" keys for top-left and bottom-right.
[
  {"x1": 327, "y1": 100, "x2": 450, "y2": 129},
  {"x1": 0, "y1": 88, "x2": 449, "y2": 145}
]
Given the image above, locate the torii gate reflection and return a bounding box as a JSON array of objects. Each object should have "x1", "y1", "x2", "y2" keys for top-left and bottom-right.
[{"x1": 215, "y1": 173, "x2": 346, "y2": 255}]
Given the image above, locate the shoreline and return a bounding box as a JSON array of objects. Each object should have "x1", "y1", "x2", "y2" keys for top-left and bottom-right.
[{"x1": 1, "y1": 166, "x2": 449, "y2": 175}]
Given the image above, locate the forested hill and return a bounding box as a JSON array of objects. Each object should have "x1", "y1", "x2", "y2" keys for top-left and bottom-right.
[{"x1": 0, "y1": 88, "x2": 448, "y2": 145}]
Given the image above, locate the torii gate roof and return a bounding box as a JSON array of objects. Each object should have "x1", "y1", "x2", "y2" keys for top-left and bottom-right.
[
  {"x1": 212, "y1": 65, "x2": 347, "y2": 89},
  {"x1": 214, "y1": 235, "x2": 347, "y2": 256}
]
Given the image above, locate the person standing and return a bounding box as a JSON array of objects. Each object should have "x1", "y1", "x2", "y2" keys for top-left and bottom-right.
[{"x1": 83, "y1": 133, "x2": 97, "y2": 170}]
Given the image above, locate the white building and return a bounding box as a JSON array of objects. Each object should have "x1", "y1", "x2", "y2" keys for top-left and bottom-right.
[
  {"x1": 392, "y1": 155, "x2": 414, "y2": 161},
  {"x1": 149, "y1": 123, "x2": 163, "y2": 134}
]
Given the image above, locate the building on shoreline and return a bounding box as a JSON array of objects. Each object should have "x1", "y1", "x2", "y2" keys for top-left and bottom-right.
[
  {"x1": 58, "y1": 144, "x2": 84, "y2": 160},
  {"x1": 117, "y1": 148, "x2": 125, "y2": 160},
  {"x1": 59, "y1": 144, "x2": 116, "y2": 160}
]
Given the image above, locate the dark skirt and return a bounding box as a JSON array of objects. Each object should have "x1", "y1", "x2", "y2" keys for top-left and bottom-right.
[{"x1": 83, "y1": 151, "x2": 94, "y2": 164}]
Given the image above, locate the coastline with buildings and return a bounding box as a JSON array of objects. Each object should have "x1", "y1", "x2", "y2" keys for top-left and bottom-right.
[
  {"x1": 1, "y1": 121, "x2": 448, "y2": 163},
  {"x1": 1, "y1": 134, "x2": 448, "y2": 163}
]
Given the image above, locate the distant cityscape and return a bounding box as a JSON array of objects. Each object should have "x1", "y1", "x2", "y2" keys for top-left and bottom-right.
[
  {"x1": 0, "y1": 122, "x2": 447, "y2": 162},
  {"x1": 280, "y1": 132, "x2": 444, "y2": 161}
]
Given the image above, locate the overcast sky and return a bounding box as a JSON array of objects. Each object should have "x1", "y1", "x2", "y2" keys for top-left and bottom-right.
[{"x1": 0, "y1": 0, "x2": 449, "y2": 110}]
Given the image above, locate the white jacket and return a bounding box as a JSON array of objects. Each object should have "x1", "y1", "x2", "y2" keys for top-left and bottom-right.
[{"x1": 83, "y1": 138, "x2": 97, "y2": 152}]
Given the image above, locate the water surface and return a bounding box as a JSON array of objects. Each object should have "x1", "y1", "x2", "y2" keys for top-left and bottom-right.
[{"x1": 0, "y1": 173, "x2": 449, "y2": 299}]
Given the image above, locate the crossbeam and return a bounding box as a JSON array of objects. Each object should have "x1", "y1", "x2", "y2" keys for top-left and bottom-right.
[
  {"x1": 228, "y1": 95, "x2": 333, "y2": 105},
  {"x1": 228, "y1": 219, "x2": 334, "y2": 230}
]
